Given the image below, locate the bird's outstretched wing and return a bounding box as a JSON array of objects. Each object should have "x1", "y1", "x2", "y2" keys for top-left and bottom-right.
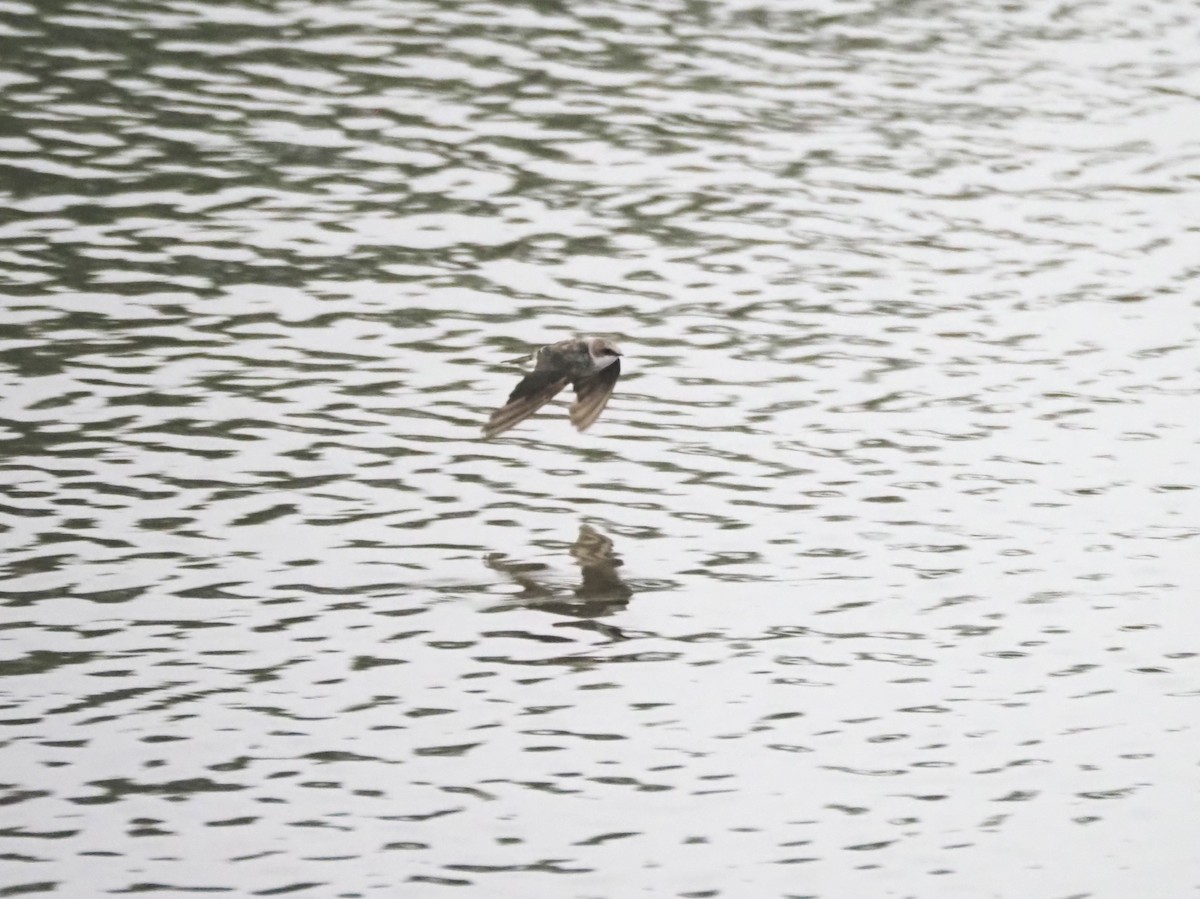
[
  {"x1": 569, "y1": 357, "x2": 620, "y2": 432},
  {"x1": 483, "y1": 367, "x2": 570, "y2": 438}
]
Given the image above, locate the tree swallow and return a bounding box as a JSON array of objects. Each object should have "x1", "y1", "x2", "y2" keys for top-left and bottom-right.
[{"x1": 483, "y1": 336, "x2": 622, "y2": 438}]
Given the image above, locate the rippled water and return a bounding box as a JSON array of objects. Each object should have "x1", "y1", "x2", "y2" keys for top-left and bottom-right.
[{"x1": 3, "y1": 0, "x2": 1200, "y2": 896}]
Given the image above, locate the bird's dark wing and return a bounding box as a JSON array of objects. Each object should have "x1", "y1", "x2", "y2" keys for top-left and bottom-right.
[
  {"x1": 483, "y1": 367, "x2": 570, "y2": 438},
  {"x1": 569, "y1": 358, "x2": 620, "y2": 432}
]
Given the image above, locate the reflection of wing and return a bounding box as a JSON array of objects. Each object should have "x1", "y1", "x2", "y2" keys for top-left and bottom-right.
[
  {"x1": 571, "y1": 524, "x2": 632, "y2": 603},
  {"x1": 484, "y1": 552, "x2": 555, "y2": 600},
  {"x1": 569, "y1": 358, "x2": 620, "y2": 432},
  {"x1": 483, "y1": 367, "x2": 570, "y2": 438}
]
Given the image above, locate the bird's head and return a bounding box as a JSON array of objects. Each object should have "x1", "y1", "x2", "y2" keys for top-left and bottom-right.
[{"x1": 586, "y1": 337, "x2": 622, "y2": 368}]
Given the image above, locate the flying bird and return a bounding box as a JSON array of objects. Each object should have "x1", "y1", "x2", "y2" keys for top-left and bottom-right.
[{"x1": 483, "y1": 336, "x2": 622, "y2": 438}]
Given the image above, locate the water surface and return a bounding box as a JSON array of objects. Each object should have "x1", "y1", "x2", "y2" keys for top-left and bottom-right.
[{"x1": 3, "y1": 0, "x2": 1200, "y2": 896}]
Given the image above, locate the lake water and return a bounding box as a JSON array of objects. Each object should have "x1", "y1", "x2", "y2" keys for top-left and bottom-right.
[{"x1": 2, "y1": 0, "x2": 1200, "y2": 896}]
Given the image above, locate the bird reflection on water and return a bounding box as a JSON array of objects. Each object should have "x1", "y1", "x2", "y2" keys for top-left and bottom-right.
[{"x1": 485, "y1": 524, "x2": 633, "y2": 621}]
